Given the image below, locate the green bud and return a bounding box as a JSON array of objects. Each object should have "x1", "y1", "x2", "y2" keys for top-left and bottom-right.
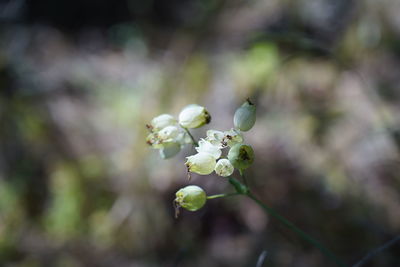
[
  {"x1": 159, "y1": 142, "x2": 181, "y2": 159},
  {"x1": 227, "y1": 144, "x2": 254, "y2": 171},
  {"x1": 175, "y1": 185, "x2": 207, "y2": 212},
  {"x1": 233, "y1": 99, "x2": 256, "y2": 131}
]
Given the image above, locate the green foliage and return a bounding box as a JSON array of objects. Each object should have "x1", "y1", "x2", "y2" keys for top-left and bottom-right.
[{"x1": 44, "y1": 163, "x2": 84, "y2": 240}]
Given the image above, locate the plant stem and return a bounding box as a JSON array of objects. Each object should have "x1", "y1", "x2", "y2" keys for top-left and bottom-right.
[
  {"x1": 207, "y1": 192, "x2": 240, "y2": 199},
  {"x1": 183, "y1": 128, "x2": 198, "y2": 146},
  {"x1": 239, "y1": 170, "x2": 248, "y2": 186},
  {"x1": 246, "y1": 192, "x2": 347, "y2": 267}
]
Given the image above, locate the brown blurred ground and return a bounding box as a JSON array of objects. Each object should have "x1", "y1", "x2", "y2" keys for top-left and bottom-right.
[{"x1": 1, "y1": 0, "x2": 400, "y2": 266}]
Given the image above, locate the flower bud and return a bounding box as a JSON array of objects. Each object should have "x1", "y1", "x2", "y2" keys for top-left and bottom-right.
[
  {"x1": 151, "y1": 114, "x2": 176, "y2": 131},
  {"x1": 175, "y1": 185, "x2": 207, "y2": 212},
  {"x1": 215, "y1": 159, "x2": 234, "y2": 177},
  {"x1": 185, "y1": 153, "x2": 216, "y2": 175},
  {"x1": 233, "y1": 100, "x2": 256, "y2": 131},
  {"x1": 195, "y1": 139, "x2": 222, "y2": 159},
  {"x1": 179, "y1": 104, "x2": 211, "y2": 128},
  {"x1": 227, "y1": 144, "x2": 254, "y2": 171},
  {"x1": 159, "y1": 142, "x2": 181, "y2": 159}
]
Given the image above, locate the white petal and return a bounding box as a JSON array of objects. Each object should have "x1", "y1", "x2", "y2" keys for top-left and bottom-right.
[
  {"x1": 205, "y1": 130, "x2": 224, "y2": 147},
  {"x1": 195, "y1": 139, "x2": 222, "y2": 159}
]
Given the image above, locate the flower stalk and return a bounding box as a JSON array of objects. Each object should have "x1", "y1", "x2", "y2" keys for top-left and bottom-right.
[
  {"x1": 206, "y1": 192, "x2": 240, "y2": 200},
  {"x1": 228, "y1": 173, "x2": 347, "y2": 267},
  {"x1": 184, "y1": 127, "x2": 198, "y2": 147}
]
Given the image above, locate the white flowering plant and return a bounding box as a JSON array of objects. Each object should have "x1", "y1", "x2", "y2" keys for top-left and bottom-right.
[{"x1": 145, "y1": 99, "x2": 349, "y2": 267}]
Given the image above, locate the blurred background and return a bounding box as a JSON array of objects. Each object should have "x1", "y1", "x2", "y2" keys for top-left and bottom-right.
[{"x1": 1, "y1": 0, "x2": 400, "y2": 266}]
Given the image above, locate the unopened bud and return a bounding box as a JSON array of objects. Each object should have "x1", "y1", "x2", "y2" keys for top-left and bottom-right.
[
  {"x1": 179, "y1": 104, "x2": 211, "y2": 129},
  {"x1": 185, "y1": 153, "x2": 216, "y2": 175},
  {"x1": 175, "y1": 185, "x2": 207, "y2": 212}
]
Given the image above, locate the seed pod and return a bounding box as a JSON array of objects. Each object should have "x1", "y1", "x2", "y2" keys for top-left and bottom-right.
[
  {"x1": 179, "y1": 104, "x2": 211, "y2": 128},
  {"x1": 227, "y1": 144, "x2": 254, "y2": 171},
  {"x1": 233, "y1": 99, "x2": 256, "y2": 131},
  {"x1": 215, "y1": 158, "x2": 234, "y2": 177},
  {"x1": 175, "y1": 185, "x2": 207, "y2": 211}
]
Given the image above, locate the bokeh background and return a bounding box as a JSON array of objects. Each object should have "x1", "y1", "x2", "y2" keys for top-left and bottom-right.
[{"x1": 1, "y1": 0, "x2": 400, "y2": 266}]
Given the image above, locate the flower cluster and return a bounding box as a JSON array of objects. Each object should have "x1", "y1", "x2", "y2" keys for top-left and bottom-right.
[
  {"x1": 146, "y1": 104, "x2": 211, "y2": 159},
  {"x1": 185, "y1": 128, "x2": 243, "y2": 177},
  {"x1": 146, "y1": 99, "x2": 256, "y2": 215}
]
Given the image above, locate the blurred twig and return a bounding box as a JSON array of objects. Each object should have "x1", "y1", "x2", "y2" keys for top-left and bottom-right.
[
  {"x1": 352, "y1": 235, "x2": 400, "y2": 267},
  {"x1": 256, "y1": 250, "x2": 268, "y2": 267}
]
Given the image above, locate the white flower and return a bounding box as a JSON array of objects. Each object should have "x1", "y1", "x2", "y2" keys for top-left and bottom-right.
[
  {"x1": 158, "y1": 125, "x2": 180, "y2": 142},
  {"x1": 179, "y1": 104, "x2": 211, "y2": 128},
  {"x1": 151, "y1": 114, "x2": 176, "y2": 130},
  {"x1": 223, "y1": 128, "x2": 243, "y2": 147},
  {"x1": 146, "y1": 123, "x2": 192, "y2": 154},
  {"x1": 185, "y1": 153, "x2": 216, "y2": 175},
  {"x1": 214, "y1": 158, "x2": 234, "y2": 177},
  {"x1": 205, "y1": 128, "x2": 243, "y2": 148},
  {"x1": 195, "y1": 139, "x2": 222, "y2": 159},
  {"x1": 205, "y1": 130, "x2": 225, "y2": 147}
]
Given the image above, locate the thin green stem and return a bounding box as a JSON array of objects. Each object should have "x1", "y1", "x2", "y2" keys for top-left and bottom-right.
[
  {"x1": 183, "y1": 128, "x2": 198, "y2": 147},
  {"x1": 207, "y1": 192, "x2": 240, "y2": 200},
  {"x1": 246, "y1": 192, "x2": 347, "y2": 267},
  {"x1": 231, "y1": 173, "x2": 346, "y2": 267},
  {"x1": 239, "y1": 170, "x2": 248, "y2": 187}
]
